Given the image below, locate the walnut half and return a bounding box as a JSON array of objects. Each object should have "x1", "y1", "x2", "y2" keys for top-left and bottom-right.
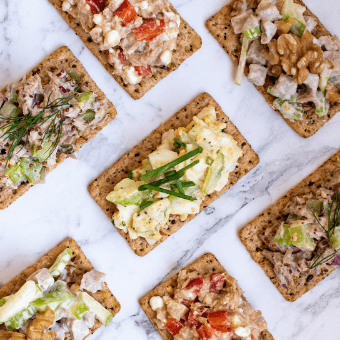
[
  {"x1": 26, "y1": 307, "x2": 58, "y2": 340},
  {"x1": 0, "y1": 330, "x2": 26, "y2": 340}
]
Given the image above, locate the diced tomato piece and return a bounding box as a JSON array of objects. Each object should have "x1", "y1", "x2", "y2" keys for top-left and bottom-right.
[
  {"x1": 184, "y1": 277, "x2": 204, "y2": 295},
  {"x1": 188, "y1": 311, "x2": 201, "y2": 328},
  {"x1": 164, "y1": 318, "x2": 184, "y2": 336},
  {"x1": 59, "y1": 86, "x2": 67, "y2": 93},
  {"x1": 118, "y1": 50, "x2": 126, "y2": 64},
  {"x1": 181, "y1": 299, "x2": 193, "y2": 308},
  {"x1": 197, "y1": 325, "x2": 216, "y2": 340},
  {"x1": 134, "y1": 65, "x2": 152, "y2": 77},
  {"x1": 209, "y1": 273, "x2": 225, "y2": 293},
  {"x1": 251, "y1": 335, "x2": 256, "y2": 340},
  {"x1": 86, "y1": 0, "x2": 107, "y2": 14},
  {"x1": 113, "y1": 0, "x2": 137, "y2": 25},
  {"x1": 208, "y1": 311, "x2": 232, "y2": 333},
  {"x1": 132, "y1": 19, "x2": 165, "y2": 41}
]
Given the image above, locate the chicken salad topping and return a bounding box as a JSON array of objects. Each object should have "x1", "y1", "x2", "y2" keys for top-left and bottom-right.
[
  {"x1": 0, "y1": 249, "x2": 111, "y2": 340},
  {"x1": 231, "y1": 0, "x2": 340, "y2": 121}
]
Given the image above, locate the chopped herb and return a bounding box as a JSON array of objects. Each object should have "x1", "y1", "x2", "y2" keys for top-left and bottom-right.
[
  {"x1": 128, "y1": 169, "x2": 133, "y2": 179},
  {"x1": 170, "y1": 181, "x2": 195, "y2": 190},
  {"x1": 140, "y1": 201, "x2": 153, "y2": 210},
  {"x1": 144, "y1": 184, "x2": 196, "y2": 201},
  {"x1": 122, "y1": 222, "x2": 126, "y2": 226},
  {"x1": 175, "y1": 179, "x2": 184, "y2": 194},
  {"x1": 206, "y1": 157, "x2": 214, "y2": 166},
  {"x1": 164, "y1": 170, "x2": 177, "y2": 178},
  {"x1": 111, "y1": 220, "x2": 115, "y2": 226},
  {"x1": 173, "y1": 138, "x2": 186, "y2": 149},
  {"x1": 221, "y1": 129, "x2": 225, "y2": 133},
  {"x1": 140, "y1": 148, "x2": 202, "y2": 181}
]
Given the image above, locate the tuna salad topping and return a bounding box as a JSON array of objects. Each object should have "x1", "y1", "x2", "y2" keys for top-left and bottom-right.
[
  {"x1": 106, "y1": 105, "x2": 243, "y2": 244},
  {"x1": 0, "y1": 69, "x2": 109, "y2": 191},
  {"x1": 231, "y1": 0, "x2": 340, "y2": 121},
  {"x1": 0, "y1": 248, "x2": 112, "y2": 340},
  {"x1": 62, "y1": 0, "x2": 181, "y2": 85},
  {"x1": 150, "y1": 269, "x2": 267, "y2": 340},
  {"x1": 259, "y1": 175, "x2": 340, "y2": 289}
]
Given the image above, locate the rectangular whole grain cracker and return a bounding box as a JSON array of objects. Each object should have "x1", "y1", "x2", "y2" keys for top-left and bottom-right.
[
  {"x1": 47, "y1": 0, "x2": 202, "y2": 100},
  {"x1": 206, "y1": 0, "x2": 340, "y2": 138},
  {"x1": 0, "y1": 237, "x2": 121, "y2": 338},
  {"x1": 239, "y1": 150, "x2": 340, "y2": 302},
  {"x1": 0, "y1": 46, "x2": 117, "y2": 210},
  {"x1": 139, "y1": 253, "x2": 274, "y2": 340},
  {"x1": 89, "y1": 92, "x2": 259, "y2": 256}
]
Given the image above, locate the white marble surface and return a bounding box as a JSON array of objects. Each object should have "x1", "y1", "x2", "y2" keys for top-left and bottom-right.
[{"x1": 1, "y1": 0, "x2": 340, "y2": 339}]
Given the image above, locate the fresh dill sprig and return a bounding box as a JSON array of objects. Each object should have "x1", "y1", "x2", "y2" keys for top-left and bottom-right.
[
  {"x1": 308, "y1": 194, "x2": 340, "y2": 269},
  {"x1": 0, "y1": 88, "x2": 78, "y2": 165}
]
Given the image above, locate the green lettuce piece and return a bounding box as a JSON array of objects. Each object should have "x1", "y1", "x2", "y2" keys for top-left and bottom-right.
[
  {"x1": 0, "y1": 102, "x2": 21, "y2": 118},
  {"x1": 49, "y1": 248, "x2": 73, "y2": 277},
  {"x1": 202, "y1": 152, "x2": 224, "y2": 195},
  {"x1": 32, "y1": 141, "x2": 53, "y2": 162},
  {"x1": 5, "y1": 164, "x2": 26, "y2": 185},
  {"x1": 19, "y1": 158, "x2": 43, "y2": 184},
  {"x1": 273, "y1": 98, "x2": 303, "y2": 121}
]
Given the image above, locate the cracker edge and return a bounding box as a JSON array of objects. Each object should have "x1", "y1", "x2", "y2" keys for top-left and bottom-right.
[
  {"x1": 139, "y1": 253, "x2": 274, "y2": 340},
  {"x1": 0, "y1": 237, "x2": 121, "y2": 338},
  {"x1": 47, "y1": 0, "x2": 202, "y2": 100},
  {"x1": 88, "y1": 92, "x2": 260, "y2": 256},
  {"x1": 239, "y1": 150, "x2": 340, "y2": 302},
  {"x1": 206, "y1": 0, "x2": 340, "y2": 138},
  {"x1": 0, "y1": 46, "x2": 117, "y2": 210}
]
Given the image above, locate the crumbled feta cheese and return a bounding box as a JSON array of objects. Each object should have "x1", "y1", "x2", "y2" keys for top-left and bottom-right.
[
  {"x1": 140, "y1": 1, "x2": 149, "y2": 9},
  {"x1": 123, "y1": 66, "x2": 141, "y2": 85},
  {"x1": 150, "y1": 296, "x2": 164, "y2": 310},
  {"x1": 62, "y1": 1, "x2": 71, "y2": 11},
  {"x1": 231, "y1": 315, "x2": 241, "y2": 327},
  {"x1": 235, "y1": 326, "x2": 251, "y2": 338},
  {"x1": 160, "y1": 50, "x2": 172, "y2": 66},
  {"x1": 93, "y1": 14, "x2": 103, "y2": 25},
  {"x1": 105, "y1": 30, "x2": 121, "y2": 47}
]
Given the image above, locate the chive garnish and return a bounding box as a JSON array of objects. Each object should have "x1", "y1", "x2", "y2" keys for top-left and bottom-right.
[
  {"x1": 138, "y1": 160, "x2": 199, "y2": 191},
  {"x1": 173, "y1": 138, "x2": 186, "y2": 149},
  {"x1": 175, "y1": 180, "x2": 184, "y2": 194},
  {"x1": 140, "y1": 201, "x2": 154, "y2": 210},
  {"x1": 170, "y1": 181, "x2": 195, "y2": 190},
  {"x1": 140, "y1": 148, "x2": 202, "y2": 181},
  {"x1": 111, "y1": 220, "x2": 115, "y2": 226},
  {"x1": 144, "y1": 184, "x2": 197, "y2": 201},
  {"x1": 165, "y1": 170, "x2": 177, "y2": 178},
  {"x1": 128, "y1": 169, "x2": 133, "y2": 179}
]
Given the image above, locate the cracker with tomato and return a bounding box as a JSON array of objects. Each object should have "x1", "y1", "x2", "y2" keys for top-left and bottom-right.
[
  {"x1": 139, "y1": 253, "x2": 274, "y2": 340},
  {"x1": 47, "y1": 0, "x2": 202, "y2": 100},
  {"x1": 206, "y1": 0, "x2": 340, "y2": 138},
  {"x1": 88, "y1": 93, "x2": 259, "y2": 256}
]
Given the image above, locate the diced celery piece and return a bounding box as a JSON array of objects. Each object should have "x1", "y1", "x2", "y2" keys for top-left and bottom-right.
[
  {"x1": 282, "y1": 0, "x2": 306, "y2": 37},
  {"x1": 66, "y1": 69, "x2": 81, "y2": 83},
  {"x1": 307, "y1": 199, "x2": 323, "y2": 216},
  {"x1": 69, "y1": 302, "x2": 89, "y2": 320},
  {"x1": 202, "y1": 152, "x2": 224, "y2": 195},
  {"x1": 274, "y1": 98, "x2": 303, "y2": 120},
  {"x1": 49, "y1": 280, "x2": 68, "y2": 293},
  {"x1": 5, "y1": 305, "x2": 37, "y2": 331},
  {"x1": 59, "y1": 144, "x2": 74, "y2": 154},
  {"x1": 78, "y1": 292, "x2": 113, "y2": 326},
  {"x1": 273, "y1": 224, "x2": 292, "y2": 246},
  {"x1": 319, "y1": 64, "x2": 333, "y2": 92},
  {"x1": 75, "y1": 92, "x2": 94, "y2": 103},
  {"x1": 330, "y1": 227, "x2": 340, "y2": 250},
  {"x1": 244, "y1": 25, "x2": 262, "y2": 40},
  {"x1": 49, "y1": 248, "x2": 73, "y2": 277},
  {"x1": 285, "y1": 17, "x2": 306, "y2": 37},
  {"x1": 81, "y1": 109, "x2": 95, "y2": 123},
  {"x1": 315, "y1": 91, "x2": 329, "y2": 118},
  {"x1": 39, "y1": 167, "x2": 47, "y2": 184},
  {"x1": 235, "y1": 35, "x2": 250, "y2": 86},
  {"x1": 19, "y1": 158, "x2": 43, "y2": 184},
  {"x1": 0, "y1": 102, "x2": 21, "y2": 118},
  {"x1": 5, "y1": 164, "x2": 26, "y2": 185},
  {"x1": 32, "y1": 141, "x2": 53, "y2": 162}
]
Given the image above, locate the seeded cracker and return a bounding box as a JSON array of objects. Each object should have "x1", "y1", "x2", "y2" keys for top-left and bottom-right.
[
  {"x1": 47, "y1": 0, "x2": 202, "y2": 100},
  {"x1": 89, "y1": 93, "x2": 259, "y2": 256},
  {"x1": 206, "y1": 0, "x2": 340, "y2": 138},
  {"x1": 139, "y1": 253, "x2": 274, "y2": 340},
  {"x1": 0, "y1": 47, "x2": 117, "y2": 210},
  {"x1": 0, "y1": 238, "x2": 121, "y2": 338},
  {"x1": 240, "y1": 151, "x2": 340, "y2": 301}
]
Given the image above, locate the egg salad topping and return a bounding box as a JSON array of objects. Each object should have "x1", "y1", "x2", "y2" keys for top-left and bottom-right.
[{"x1": 106, "y1": 105, "x2": 243, "y2": 244}]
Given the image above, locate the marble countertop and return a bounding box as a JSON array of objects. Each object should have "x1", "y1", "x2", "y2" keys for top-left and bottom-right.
[{"x1": 1, "y1": 0, "x2": 340, "y2": 339}]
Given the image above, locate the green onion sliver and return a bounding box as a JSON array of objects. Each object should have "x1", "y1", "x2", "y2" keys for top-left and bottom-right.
[
  {"x1": 175, "y1": 180, "x2": 184, "y2": 194},
  {"x1": 165, "y1": 170, "x2": 177, "y2": 178},
  {"x1": 140, "y1": 201, "x2": 153, "y2": 210},
  {"x1": 170, "y1": 181, "x2": 195, "y2": 190},
  {"x1": 144, "y1": 184, "x2": 196, "y2": 201},
  {"x1": 139, "y1": 160, "x2": 199, "y2": 191},
  {"x1": 140, "y1": 147, "x2": 202, "y2": 181},
  {"x1": 173, "y1": 138, "x2": 186, "y2": 149},
  {"x1": 128, "y1": 169, "x2": 133, "y2": 179}
]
